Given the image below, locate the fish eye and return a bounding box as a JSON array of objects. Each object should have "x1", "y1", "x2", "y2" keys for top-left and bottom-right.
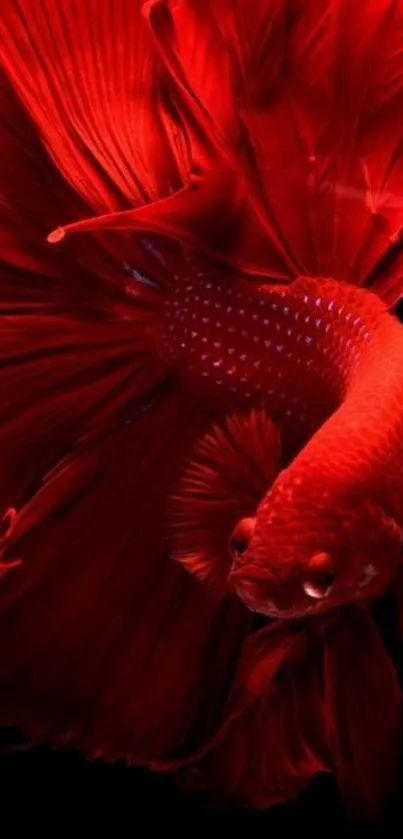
[
  {"x1": 303, "y1": 552, "x2": 335, "y2": 599},
  {"x1": 228, "y1": 517, "x2": 256, "y2": 560},
  {"x1": 303, "y1": 574, "x2": 335, "y2": 599}
]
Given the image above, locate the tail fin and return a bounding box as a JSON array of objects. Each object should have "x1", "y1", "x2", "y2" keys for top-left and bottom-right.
[
  {"x1": 174, "y1": 607, "x2": 400, "y2": 818},
  {"x1": 47, "y1": 0, "x2": 403, "y2": 308},
  {"x1": 0, "y1": 329, "x2": 254, "y2": 761},
  {"x1": 0, "y1": 223, "x2": 258, "y2": 760},
  {"x1": 323, "y1": 606, "x2": 401, "y2": 819}
]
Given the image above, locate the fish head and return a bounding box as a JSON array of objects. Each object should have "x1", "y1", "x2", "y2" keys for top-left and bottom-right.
[{"x1": 228, "y1": 471, "x2": 403, "y2": 618}]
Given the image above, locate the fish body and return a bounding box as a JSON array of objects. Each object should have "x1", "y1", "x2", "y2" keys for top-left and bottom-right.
[{"x1": 155, "y1": 268, "x2": 403, "y2": 616}]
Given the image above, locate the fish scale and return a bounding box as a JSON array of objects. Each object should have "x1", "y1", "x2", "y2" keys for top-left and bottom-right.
[{"x1": 160, "y1": 272, "x2": 371, "y2": 443}]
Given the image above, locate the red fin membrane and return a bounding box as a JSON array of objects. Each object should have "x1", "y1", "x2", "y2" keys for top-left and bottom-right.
[
  {"x1": 324, "y1": 606, "x2": 401, "y2": 818},
  {"x1": 176, "y1": 621, "x2": 328, "y2": 807},
  {"x1": 43, "y1": 0, "x2": 297, "y2": 280},
  {"x1": 46, "y1": 164, "x2": 291, "y2": 282},
  {"x1": 161, "y1": 0, "x2": 403, "y2": 303},
  {"x1": 0, "y1": 0, "x2": 180, "y2": 212},
  {"x1": 0, "y1": 387, "x2": 254, "y2": 761},
  {"x1": 0, "y1": 308, "x2": 167, "y2": 518},
  {"x1": 0, "y1": 68, "x2": 164, "y2": 308},
  {"x1": 171, "y1": 408, "x2": 281, "y2": 594},
  {"x1": 171, "y1": 608, "x2": 400, "y2": 816},
  {"x1": 3, "y1": 0, "x2": 403, "y2": 300}
]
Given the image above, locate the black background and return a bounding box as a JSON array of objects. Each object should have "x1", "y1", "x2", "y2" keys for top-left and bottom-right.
[{"x1": 1, "y1": 297, "x2": 403, "y2": 836}]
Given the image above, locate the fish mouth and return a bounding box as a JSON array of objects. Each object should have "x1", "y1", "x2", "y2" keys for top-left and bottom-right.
[
  {"x1": 229, "y1": 535, "x2": 400, "y2": 618},
  {"x1": 232, "y1": 579, "x2": 329, "y2": 618},
  {"x1": 230, "y1": 548, "x2": 337, "y2": 616},
  {"x1": 229, "y1": 567, "x2": 328, "y2": 619},
  {"x1": 231, "y1": 557, "x2": 402, "y2": 619}
]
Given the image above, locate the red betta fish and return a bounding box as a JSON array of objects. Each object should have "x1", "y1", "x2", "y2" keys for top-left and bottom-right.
[
  {"x1": 47, "y1": 10, "x2": 403, "y2": 619},
  {"x1": 0, "y1": 0, "x2": 402, "y2": 818}
]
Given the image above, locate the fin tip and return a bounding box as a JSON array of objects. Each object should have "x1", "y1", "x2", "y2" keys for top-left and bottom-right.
[{"x1": 47, "y1": 226, "x2": 65, "y2": 244}]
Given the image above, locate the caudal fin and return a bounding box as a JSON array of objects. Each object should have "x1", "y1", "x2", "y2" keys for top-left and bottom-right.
[
  {"x1": 47, "y1": 0, "x2": 403, "y2": 309},
  {"x1": 0, "y1": 331, "x2": 254, "y2": 761}
]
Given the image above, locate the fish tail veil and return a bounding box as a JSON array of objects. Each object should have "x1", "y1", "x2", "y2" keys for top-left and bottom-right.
[
  {"x1": 44, "y1": 0, "x2": 403, "y2": 309},
  {"x1": 0, "y1": 310, "x2": 251, "y2": 760},
  {"x1": 0, "y1": 224, "x2": 252, "y2": 761},
  {"x1": 0, "y1": 1, "x2": 253, "y2": 768}
]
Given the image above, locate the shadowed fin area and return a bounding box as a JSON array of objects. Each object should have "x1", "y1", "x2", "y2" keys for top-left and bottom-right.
[
  {"x1": 0, "y1": 387, "x2": 252, "y2": 760},
  {"x1": 0, "y1": 70, "x2": 165, "y2": 302},
  {"x1": 0, "y1": 303, "x2": 167, "y2": 529},
  {"x1": 391, "y1": 565, "x2": 403, "y2": 638},
  {"x1": 171, "y1": 408, "x2": 281, "y2": 593},
  {"x1": 324, "y1": 606, "x2": 401, "y2": 818},
  {"x1": 177, "y1": 621, "x2": 328, "y2": 807},
  {"x1": 0, "y1": 73, "x2": 258, "y2": 759},
  {"x1": 175, "y1": 609, "x2": 400, "y2": 817},
  {"x1": 0, "y1": 1, "x2": 256, "y2": 776},
  {"x1": 46, "y1": 169, "x2": 290, "y2": 280},
  {"x1": 143, "y1": 0, "x2": 296, "y2": 275}
]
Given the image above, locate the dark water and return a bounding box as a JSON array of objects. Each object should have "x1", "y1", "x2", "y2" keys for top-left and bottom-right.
[
  {"x1": 1, "y1": 300, "x2": 403, "y2": 835},
  {"x1": 0, "y1": 716, "x2": 401, "y2": 834}
]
